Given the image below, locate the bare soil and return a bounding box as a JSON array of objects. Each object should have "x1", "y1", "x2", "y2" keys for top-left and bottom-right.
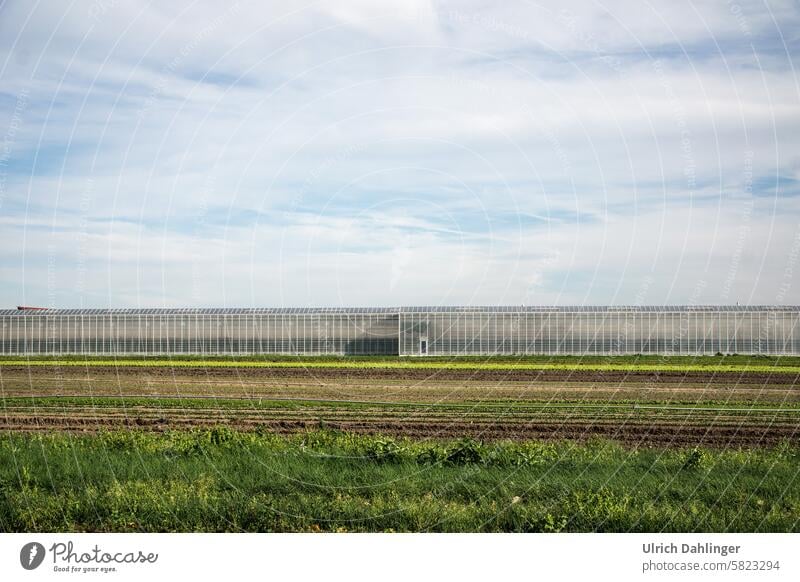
[{"x1": 1, "y1": 412, "x2": 795, "y2": 447}]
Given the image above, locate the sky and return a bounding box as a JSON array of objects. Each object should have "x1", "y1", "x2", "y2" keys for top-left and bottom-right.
[{"x1": 0, "y1": 0, "x2": 799, "y2": 308}]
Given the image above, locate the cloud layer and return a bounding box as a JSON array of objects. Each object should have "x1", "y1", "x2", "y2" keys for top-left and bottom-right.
[{"x1": 1, "y1": 0, "x2": 799, "y2": 308}]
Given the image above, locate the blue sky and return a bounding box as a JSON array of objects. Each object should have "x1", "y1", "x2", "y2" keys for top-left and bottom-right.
[{"x1": 0, "y1": 0, "x2": 799, "y2": 308}]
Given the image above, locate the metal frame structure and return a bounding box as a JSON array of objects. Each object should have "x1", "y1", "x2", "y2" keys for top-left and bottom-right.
[{"x1": 1, "y1": 306, "x2": 798, "y2": 356}]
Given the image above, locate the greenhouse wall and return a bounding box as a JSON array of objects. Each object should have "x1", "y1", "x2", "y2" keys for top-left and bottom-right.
[
  {"x1": 0, "y1": 310, "x2": 399, "y2": 356},
  {"x1": 397, "y1": 308, "x2": 800, "y2": 356},
  {"x1": 1, "y1": 307, "x2": 798, "y2": 356}
]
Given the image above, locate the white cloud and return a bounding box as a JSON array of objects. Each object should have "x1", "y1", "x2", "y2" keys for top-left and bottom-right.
[{"x1": 0, "y1": 0, "x2": 798, "y2": 306}]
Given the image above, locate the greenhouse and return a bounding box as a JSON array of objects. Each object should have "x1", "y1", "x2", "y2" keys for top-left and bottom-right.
[{"x1": 1, "y1": 306, "x2": 798, "y2": 356}]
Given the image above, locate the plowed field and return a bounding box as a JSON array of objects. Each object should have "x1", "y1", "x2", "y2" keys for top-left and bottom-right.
[{"x1": 2, "y1": 361, "x2": 798, "y2": 447}]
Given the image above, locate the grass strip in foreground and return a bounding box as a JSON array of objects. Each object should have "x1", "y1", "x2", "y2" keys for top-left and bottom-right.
[{"x1": 1, "y1": 429, "x2": 798, "y2": 532}]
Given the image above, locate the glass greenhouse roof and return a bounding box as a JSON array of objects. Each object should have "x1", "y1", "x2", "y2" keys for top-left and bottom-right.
[{"x1": 2, "y1": 305, "x2": 798, "y2": 316}]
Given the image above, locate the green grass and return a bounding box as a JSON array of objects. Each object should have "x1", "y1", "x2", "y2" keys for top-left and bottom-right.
[
  {"x1": 3, "y1": 353, "x2": 800, "y2": 365},
  {"x1": 3, "y1": 354, "x2": 800, "y2": 373},
  {"x1": 1, "y1": 429, "x2": 798, "y2": 532}
]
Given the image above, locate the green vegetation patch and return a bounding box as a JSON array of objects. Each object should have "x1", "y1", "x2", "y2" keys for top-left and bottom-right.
[
  {"x1": 1, "y1": 429, "x2": 798, "y2": 532},
  {"x1": 3, "y1": 395, "x2": 800, "y2": 413},
  {"x1": 3, "y1": 353, "x2": 800, "y2": 366},
  {"x1": 3, "y1": 356, "x2": 800, "y2": 374}
]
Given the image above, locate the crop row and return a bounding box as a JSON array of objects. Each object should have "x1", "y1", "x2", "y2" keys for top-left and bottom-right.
[
  {"x1": 4, "y1": 396, "x2": 800, "y2": 413},
  {"x1": 3, "y1": 359, "x2": 800, "y2": 374}
]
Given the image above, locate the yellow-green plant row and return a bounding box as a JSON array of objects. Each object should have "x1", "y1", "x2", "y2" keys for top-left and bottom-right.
[{"x1": 2, "y1": 359, "x2": 800, "y2": 374}]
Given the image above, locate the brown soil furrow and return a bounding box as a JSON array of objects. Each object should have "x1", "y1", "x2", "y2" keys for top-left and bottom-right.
[
  {"x1": 3, "y1": 374, "x2": 797, "y2": 390},
  {"x1": 3, "y1": 411, "x2": 796, "y2": 430},
  {"x1": 0, "y1": 416, "x2": 795, "y2": 447},
  {"x1": 2, "y1": 365, "x2": 799, "y2": 385},
  {"x1": 4, "y1": 406, "x2": 800, "y2": 426}
]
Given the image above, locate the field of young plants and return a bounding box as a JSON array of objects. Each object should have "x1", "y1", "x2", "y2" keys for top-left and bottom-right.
[
  {"x1": 0, "y1": 354, "x2": 798, "y2": 446},
  {"x1": 0, "y1": 355, "x2": 797, "y2": 532},
  {"x1": 3, "y1": 353, "x2": 800, "y2": 373}
]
